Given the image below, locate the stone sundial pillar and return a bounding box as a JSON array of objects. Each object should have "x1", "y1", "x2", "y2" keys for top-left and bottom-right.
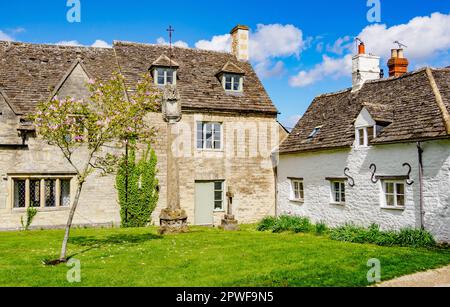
[{"x1": 158, "y1": 84, "x2": 188, "y2": 235}]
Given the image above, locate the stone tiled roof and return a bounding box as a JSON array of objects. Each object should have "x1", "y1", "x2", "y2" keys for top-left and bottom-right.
[
  {"x1": 218, "y1": 61, "x2": 245, "y2": 75},
  {"x1": 151, "y1": 54, "x2": 179, "y2": 68},
  {"x1": 0, "y1": 41, "x2": 278, "y2": 115},
  {"x1": 0, "y1": 41, "x2": 117, "y2": 114},
  {"x1": 279, "y1": 67, "x2": 450, "y2": 154},
  {"x1": 114, "y1": 41, "x2": 277, "y2": 114}
]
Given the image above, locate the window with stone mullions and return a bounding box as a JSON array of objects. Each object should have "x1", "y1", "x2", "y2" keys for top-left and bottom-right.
[
  {"x1": 45, "y1": 179, "x2": 57, "y2": 207},
  {"x1": 13, "y1": 180, "x2": 26, "y2": 208}
]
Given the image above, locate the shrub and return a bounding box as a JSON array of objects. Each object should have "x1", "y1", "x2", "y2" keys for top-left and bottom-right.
[
  {"x1": 396, "y1": 228, "x2": 436, "y2": 248},
  {"x1": 330, "y1": 224, "x2": 437, "y2": 248},
  {"x1": 315, "y1": 222, "x2": 328, "y2": 235},
  {"x1": 117, "y1": 144, "x2": 159, "y2": 228},
  {"x1": 292, "y1": 218, "x2": 313, "y2": 233},
  {"x1": 257, "y1": 216, "x2": 313, "y2": 233},
  {"x1": 21, "y1": 207, "x2": 38, "y2": 231},
  {"x1": 256, "y1": 216, "x2": 278, "y2": 231}
]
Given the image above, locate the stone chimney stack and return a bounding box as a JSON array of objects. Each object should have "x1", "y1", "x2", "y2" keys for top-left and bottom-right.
[
  {"x1": 231, "y1": 25, "x2": 249, "y2": 62},
  {"x1": 388, "y1": 49, "x2": 409, "y2": 78},
  {"x1": 352, "y1": 42, "x2": 381, "y2": 92}
]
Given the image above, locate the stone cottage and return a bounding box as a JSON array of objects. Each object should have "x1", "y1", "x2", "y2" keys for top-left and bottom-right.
[
  {"x1": 0, "y1": 25, "x2": 287, "y2": 230},
  {"x1": 277, "y1": 43, "x2": 450, "y2": 242}
]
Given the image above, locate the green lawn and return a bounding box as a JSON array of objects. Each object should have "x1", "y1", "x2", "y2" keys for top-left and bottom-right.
[{"x1": 0, "y1": 225, "x2": 449, "y2": 287}]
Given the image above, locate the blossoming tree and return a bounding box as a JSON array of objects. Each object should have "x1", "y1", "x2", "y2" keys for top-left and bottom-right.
[{"x1": 32, "y1": 72, "x2": 159, "y2": 263}]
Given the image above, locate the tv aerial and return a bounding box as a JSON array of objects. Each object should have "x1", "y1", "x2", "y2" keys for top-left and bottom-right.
[{"x1": 394, "y1": 41, "x2": 407, "y2": 49}]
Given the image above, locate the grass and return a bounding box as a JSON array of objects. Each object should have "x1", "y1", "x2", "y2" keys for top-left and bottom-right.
[{"x1": 0, "y1": 225, "x2": 449, "y2": 287}]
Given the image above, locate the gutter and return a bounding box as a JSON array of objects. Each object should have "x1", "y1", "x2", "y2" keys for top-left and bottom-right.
[{"x1": 417, "y1": 142, "x2": 425, "y2": 230}]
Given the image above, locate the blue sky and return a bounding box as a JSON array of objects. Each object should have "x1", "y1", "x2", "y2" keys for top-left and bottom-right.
[{"x1": 1, "y1": 0, "x2": 449, "y2": 128}]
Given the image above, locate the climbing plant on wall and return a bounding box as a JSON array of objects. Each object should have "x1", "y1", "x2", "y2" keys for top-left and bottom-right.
[{"x1": 117, "y1": 144, "x2": 159, "y2": 228}]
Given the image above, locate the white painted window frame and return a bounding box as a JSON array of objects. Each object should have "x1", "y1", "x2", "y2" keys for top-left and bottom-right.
[
  {"x1": 330, "y1": 180, "x2": 346, "y2": 204},
  {"x1": 196, "y1": 122, "x2": 223, "y2": 151},
  {"x1": 381, "y1": 180, "x2": 406, "y2": 209},
  {"x1": 289, "y1": 179, "x2": 304, "y2": 203},
  {"x1": 355, "y1": 125, "x2": 376, "y2": 147},
  {"x1": 10, "y1": 175, "x2": 75, "y2": 211},
  {"x1": 154, "y1": 68, "x2": 177, "y2": 86},
  {"x1": 222, "y1": 74, "x2": 243, "y2": 93},
  {"x1": 213, "y1": 181, "x2": 225, "y2": 212}
]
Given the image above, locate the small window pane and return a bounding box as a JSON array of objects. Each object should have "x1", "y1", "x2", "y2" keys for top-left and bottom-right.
[
  {"x1": 396, "y1": 183, "x2": 404, "y2": 195},
  {"x1": 397, "y1": 194, "x2": 405, "y2": 207},
  {"x1": 233, "y1": 77, "x2": 240, "y2": 91},
  {"x1": 367, "y1": 126, "x2": 374, "y2": 144},
  {"x1": 45, "y1": 179, "x2": 56, "y2": 207},
  {"x1": 225, "y1": 76, "x2": 233, "y2": 90},
  {"x1": 214, "y1": 201, "x2": 223, "y2": 210},
  {"x1": 14, "y1": 180, "x2": 26, "y2": 208},
  {"x1": 30, "y1": 180, "x2": 41, "y2": 208},
  {"x1": 214, "y1": 182, "x2": 223, "y2": 191},
  {"x1": 386, "y1": 182, "x2": 394, "y2": 194},
  {"x1": 60, "y1": 179, "x2": 71, "y2": 207},
  {"x1": 359, "y1": 129, "x2": 365, "y2": 146},
  {"x1": 166, "y1": 71, "x2": 173, "y2": 84},
  {"x1": 157, "y1": 69, "x2": 165, "y2": 85},
  {"x1": 386, "y1": 194, "x2": 395, "y2": 207}
]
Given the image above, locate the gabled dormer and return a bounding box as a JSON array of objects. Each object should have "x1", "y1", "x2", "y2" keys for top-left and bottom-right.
[
  {"x1": 354, "y1": 104, "x2": 393, "y2": 147},
  {"x1": 216, "y1": 61, "x2": 245, "y2": 93},
  {"x1": 150, "y1": 54, "x2": 179, "y2": 86}
]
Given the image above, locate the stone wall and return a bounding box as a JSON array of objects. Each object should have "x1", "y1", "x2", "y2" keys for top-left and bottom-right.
[
  {"x1": 0, "y1": 108, "x2": 280, "y2": 230},
  {"x1": 277, "y1": 140, "x2": 450, "y2": 242}
]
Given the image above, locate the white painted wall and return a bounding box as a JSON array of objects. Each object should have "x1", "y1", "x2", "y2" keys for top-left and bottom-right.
[{"x1": 277, "y1": 140, "x2": 450, "y2": 242}]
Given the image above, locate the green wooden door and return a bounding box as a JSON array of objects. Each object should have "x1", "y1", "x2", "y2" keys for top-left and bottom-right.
[{"x1": 195, "y1": 182, "x2": 214, "y2": 225}]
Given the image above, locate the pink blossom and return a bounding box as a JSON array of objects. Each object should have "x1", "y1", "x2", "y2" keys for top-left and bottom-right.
[
  {"x1": 87, "y1": 78, "x2": 96, "y2": 85},
  {"x1": 74, "y1": 135, "x2": 83, "y2": 141}
]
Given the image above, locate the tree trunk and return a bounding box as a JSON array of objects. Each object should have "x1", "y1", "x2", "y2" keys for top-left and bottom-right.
[{"x1": 59, "y1": 181, "x2": 84, "y2": 262}]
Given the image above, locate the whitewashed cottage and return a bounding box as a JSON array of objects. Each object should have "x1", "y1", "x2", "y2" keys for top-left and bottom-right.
[{"x1": 277, "y1": 43, "x2": 450, "y2": 242}]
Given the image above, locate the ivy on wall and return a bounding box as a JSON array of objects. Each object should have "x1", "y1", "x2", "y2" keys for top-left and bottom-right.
[{"x1": 116, "y1": 144, "x2": 159, "y2": 228}]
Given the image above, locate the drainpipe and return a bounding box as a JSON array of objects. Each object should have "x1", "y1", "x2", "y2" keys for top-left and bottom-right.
[{"x1": 417, "y1": 142, "x2": 425, "y2": 230}]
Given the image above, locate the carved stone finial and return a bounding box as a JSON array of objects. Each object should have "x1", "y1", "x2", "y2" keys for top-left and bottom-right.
[{"x1": 163, "y1": 84, "x2": 180, "y2": 101}]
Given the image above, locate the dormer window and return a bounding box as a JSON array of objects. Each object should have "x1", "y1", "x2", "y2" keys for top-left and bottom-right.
[
  {"x1": 154, "y1": 68, "x2": 176, "y2": 86},
  {"x1": 223, "y1": 74, "x2": 243, "y2": 92},
  {"x1": 217, "y1": 61, "x2": 245, "y2": 93},
  {"x1": 356, "y1": 126, "x2": 375, "y2": 147},
  {"x1": 150, "y1": 54, "x2": 179, "y2": 87},
  {"x1": 308, "y1": 126, "x2": 322, "y2": 139}
]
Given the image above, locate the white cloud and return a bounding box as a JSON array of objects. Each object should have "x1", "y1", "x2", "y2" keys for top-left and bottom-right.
[
  {"x1": 195, "y1": 34, "x2": 231, "y2": 52},
  {"x1": 255, "y1": 60, "x2": 286, "y2": 79},
  {"x1": 251, "y1": 24, "x2": 304, "y2": 62},
  {"x1": 55, "y1": 40, "x2": 83, "y2": 47},
  {"x1": 0, "y1": 30, "x2": 14, "y2": 41},
  {"x1": 195, "y1": 24, "x2": 305, "y2": 79},
  {"x1": 358, "y1": 12, "x2": 450, "y2": 62},
  {"x1": 156, "y1": 37, "x2": 189, "y2": 48},
  {"x1": 289, "y1": 54, "x2": 352, "y2": 88},
  {"x1": 326, "y1": 35, "x2": 352, "y2": 55},
  {"x1": 290, "y1": 12, "x2": 450, "y2": 88},
  {"x1": 91, "y1": 39, "x2": 111, "y2": 48},
  {"x1": 54, "y1": 40, "x2": 112, "y2": 48}
]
